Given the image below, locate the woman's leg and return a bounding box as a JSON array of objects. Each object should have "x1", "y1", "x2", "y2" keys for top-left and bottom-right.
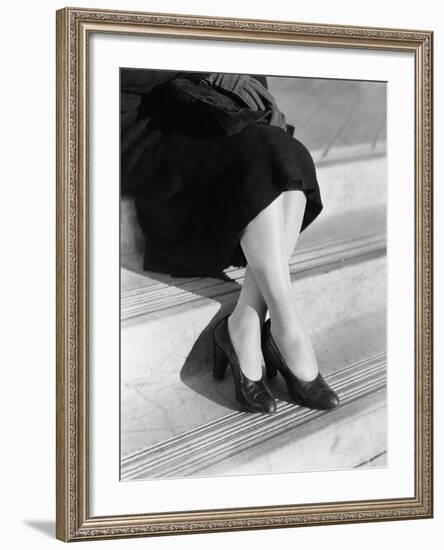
[
  {"x1": 282, "y1": 189, "x2": 306, "y2": 256},
  {"x1": 227, "y1": 266, "x2": 268, "y2": 381},
  {"x1": 274, "y1": 191, "x2": 319, "y2": 380},
  {"x1": 229, "y1": 191, "x2": 301, "y2": 380},
  {"x1": 228, "y1": 191, "x2": 318, "y2": 381}
]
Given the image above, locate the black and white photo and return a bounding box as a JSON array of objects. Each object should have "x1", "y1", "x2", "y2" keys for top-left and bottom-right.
[{"x1": 120, "y1": 69, "x2": 387, "y2": 480}]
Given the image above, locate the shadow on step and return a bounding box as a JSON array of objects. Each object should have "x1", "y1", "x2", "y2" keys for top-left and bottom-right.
[
  {"x1": 178, "y1": 307, "x2": 291, "y2": 413},
  {"x1": 124, "y1": 262, "x2": 290, "y2": 413}
]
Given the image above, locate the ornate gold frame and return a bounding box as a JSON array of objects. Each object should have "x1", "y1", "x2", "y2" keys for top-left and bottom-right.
[{"x1": 56, "y1": 7, "x2": 433, "y2": 542}]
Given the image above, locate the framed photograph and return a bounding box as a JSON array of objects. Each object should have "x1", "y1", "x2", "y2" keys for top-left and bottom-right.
[{"x1": 56, "y1": 7, "x2": 433, "y2": 542}]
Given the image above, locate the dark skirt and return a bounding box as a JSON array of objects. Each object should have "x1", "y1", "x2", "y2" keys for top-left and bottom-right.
[{"x1": 123, "y1": 120, "x2": 323, "y2": 277}]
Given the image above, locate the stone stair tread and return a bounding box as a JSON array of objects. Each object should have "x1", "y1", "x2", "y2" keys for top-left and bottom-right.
[
  {"x1": 193, "y1": 388, "x2": 386, "y2": 479},
  {"x1": 121, "y1": 308, "x2": 386, "y2": 461},
  {"x1": 121, "y1": 348, "x2": 386, "y2": 480},
  {"x1": 121, "y1": 205, "x2": 385, "y2": 319}
]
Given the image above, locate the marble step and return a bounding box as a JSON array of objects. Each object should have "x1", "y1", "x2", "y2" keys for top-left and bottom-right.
[
  {"x1": 121, "y1": 254, "x2": 385, "y2": 385},
  {"x1": 121, "y1": 208, "x2": 386, "y2": 385},
  {"x1": 121, "y1": 352, "x2": 386, "y2": 480},
  {"x1": 197, "y1": 389, "x2": 386, "y2": 478},
  {"x1": 121, "y1": 206, "x2": 385, "y2": 319},
  {"x1": 121, "y1": 146, "x2": 386, "y2": 269},
  {"x1": 121, "y1": 304, "x2": 386, "y2": 459},
  {"x1": 121, "y1": 308, "x2": 386, "y2": 479}
]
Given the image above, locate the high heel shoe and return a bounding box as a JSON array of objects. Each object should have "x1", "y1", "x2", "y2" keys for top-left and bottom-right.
[
  {"x1": 261, "y1": 319, "x2": 340, "y2": 410},
  {"x1": 213, "y1": 315, "x2": 277, "y2": 414}
]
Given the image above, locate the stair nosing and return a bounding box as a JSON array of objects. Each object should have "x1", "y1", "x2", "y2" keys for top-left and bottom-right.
[
  {"x1": 154, "y1": 381, "x2": 386, "y2": 479},
  {"x1": 121, "y1": 352, "x2": 386, "y2": 480},
  {"x1": 121, "y1": 232, "x2": 386, "y2": 320},
  {"x1": 123, "y1": 370, "x2": 386, "y2": 478},
  {"x1": 121, "y1": 351, "x2": 386, "y2": 462},
  {"x1": 122, "y1": 367, "x2": 386, "y2": 474},
  {"x1": 124, "y1": 378, "x2": 386, "y2": 480}
]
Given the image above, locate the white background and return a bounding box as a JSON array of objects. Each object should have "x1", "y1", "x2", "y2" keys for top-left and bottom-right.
[{"x1": 0, "y1": 0, "x2": 442, "y2": 548}]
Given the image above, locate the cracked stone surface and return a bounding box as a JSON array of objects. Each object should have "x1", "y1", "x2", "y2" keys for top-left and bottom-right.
[{"x1": 121, "y1": 309, "x2": 386, "y2": 457}]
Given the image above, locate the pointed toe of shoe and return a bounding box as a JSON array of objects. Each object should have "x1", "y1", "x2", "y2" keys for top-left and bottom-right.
[
  {"x1": 244, "y1": 396, "x2": 277, "y2": 414},
  {"x1": 318, "y1": 391, "x2": 340, "y2": 410},
  {"x1": 331, "y1": 394, "x2": 340, "y2": 408},
  {"x1": 265, "y1": 399, "x2": 277, "y2": 414},
  {"x1": 254, "y1": 394, "x2": 277, "y2": 414}
]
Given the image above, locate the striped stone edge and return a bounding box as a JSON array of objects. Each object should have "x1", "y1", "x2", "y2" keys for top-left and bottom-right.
[
  {"x1": 121, "y1": 351, "x2": 386, "y2": 480},
  {"x1": 121, "y1": 231, "x2": 386, "y2": 320}
]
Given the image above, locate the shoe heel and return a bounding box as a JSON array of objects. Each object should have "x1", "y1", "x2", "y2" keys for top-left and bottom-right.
[
  {"x1": 213, "y1": 337, "x2": 228, "y2": 380},
  {"x1": 265, "y1": 360, "x2": 277, "y2": 379}
]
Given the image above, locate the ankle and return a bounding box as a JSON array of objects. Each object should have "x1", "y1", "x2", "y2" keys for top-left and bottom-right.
[
  {"x1": 227, "y1": 312, "x2": 264, "y2": 381},
  {"x1": 271, "y1": 328, "x2": 307, "y2": 356},
  {"x1": 268, "y1": 321, "x2": 319, "y2": 381},
  {"x1": 269, "y1": 313, "x2": 303, "y2": 340},
  {"x1": 229, "y1": 307, "x2": 265, "y2": 333}
]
